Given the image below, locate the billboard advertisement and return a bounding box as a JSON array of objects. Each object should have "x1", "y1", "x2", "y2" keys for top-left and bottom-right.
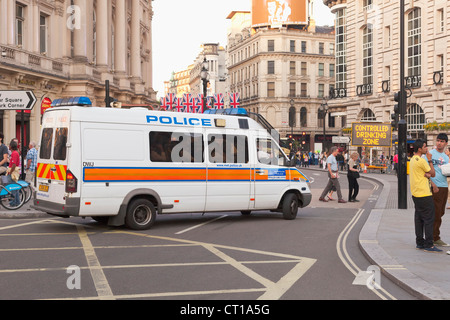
[{"x1": 252, "y1": 0, "x2": 309, "y2": 28}]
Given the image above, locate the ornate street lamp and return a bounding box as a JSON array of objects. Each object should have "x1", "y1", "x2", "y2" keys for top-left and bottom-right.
[
  {"x1": 200, "y1": 58, "x2": 209, "y2": 111},
  {"x1": 319, "y1": 101, "x2": 329, "y2": 152}
]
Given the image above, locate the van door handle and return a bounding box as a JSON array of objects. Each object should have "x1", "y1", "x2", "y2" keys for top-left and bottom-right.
[
  {"x1": 50, "y1": 167, "x2": 57, "y2": 172},
  {"x1": 255, "y1": 170, "x2": 265, "y2": 175}
]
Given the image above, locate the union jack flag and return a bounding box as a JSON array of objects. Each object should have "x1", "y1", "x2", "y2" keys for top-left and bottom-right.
[
  {"x1": 206, "y1": 96, "x2": 213, "y2": 109},
  {"x1": 173, "y1": 95, "x2": 184, "y2": 112},
  {"x1": 165, "y1": 93, "x2": 177, "y2": 111},
  {"x1": 160, "y1": 96, "x2": 169, "y2": 110},
  {"x1": 229, "y1": 92, "x2": 240, "y2": 108},
  {"x1": 214, "y1": 93, "x2": 224, "y2": 109},
  {"x1": 182, "y1": 93, "x2": 194, "y2": 113},
  {"x1": 193, "y1": 94, "x2": 204, "y2": 113}
]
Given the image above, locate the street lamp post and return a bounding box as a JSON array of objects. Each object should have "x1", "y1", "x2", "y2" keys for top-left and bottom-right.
[
  {"x1": 200, "y1": 58, "x2": 209, "y2": 111},
  {"x1": 319, "y1": 101, "x2": 329, "y2": 153}
]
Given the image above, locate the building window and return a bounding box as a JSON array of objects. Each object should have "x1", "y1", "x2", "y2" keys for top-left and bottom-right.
[
  {"x1": 301, "y1": 62, "x2": 307, "y2": 76},
  {"x1": 290, "y1": 40, "x2": 295, "y2": 52},
  {"x1": 318, "y1": 84, "x2": 324, "y2": 98},
  {"x1": 16, "y1": 4, "x2": 25, "y2": 46},
  {"x1": 363, "y1": 0, "x2": 373, "y2": 11},
  {"x1": 335, "y1": 8, "x2": 347, "y2": 90},
  {"x1": 289, "y1": 82, "x2": 296, "y2": 97},
  {"x1": 363, "y1": 24, "x2": 373, "y2": 85},
  {"x1": 268, "y1": 61, "x2": 275, "y2": 74},
  {"x1": 301, "y1": 41, "x2": 307, "y2": 53},
  {"x1": 267, "y1": 82, "x2": 275, "y2": 97},
  {"x1": 406, "y1": 103, "x2": 425, "y2": 132},
  {"x1": 318, "y1": 63, "x2": 324, "y2": 77},
  {"x1": 300, "y1": 107, "x2": 307, "y2": 127},
  {"x1": 361, "y1": 109, "x2": 376, "y2": 122},
  {"x1": 319, "y1": 42, "x2": 324, "y2": 54},
  {"x1": 268, "y1": 40, "x2": 275, "y2": 52},
  {"x1": 290, "y1": 61, "x2": 296, "y2": 75},
  {"x1": 437, "y1": 8, "x2": 444, "y2": 33},
  {"x1": 301, "y1": 83, "x2": 307, "y2": 97},
  {"x1": 40, "y1": 14, "x2": 48, "y2": 54},
  {"x1": 329, "y1": 64, "x2": 335, "y2": 77},
  {"x1": 330, "y1": 43, "x2": 335, "y2": 55},
  {"x1": 408, "y1": 8, "x2": 421, "y2": 79}
]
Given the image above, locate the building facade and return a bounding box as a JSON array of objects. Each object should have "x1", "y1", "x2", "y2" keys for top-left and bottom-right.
[
  {"x1": 324, "y1": 0, "x2": 450, "y2": 158},
  {"x1": 227, "y1": 11, "x2": 336, "y2": 152},
  {"x1": 0, "y1": 0, "x2": 156, "y2": 146}
]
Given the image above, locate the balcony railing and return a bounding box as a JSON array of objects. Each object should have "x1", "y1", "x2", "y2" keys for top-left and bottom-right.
[
  {"x1": 405, "y1": 75, "x2": 421, "y2": 88},
  {"x1": 330, "y1": 88, "x2": 347, "y2": 99},
  {"x1": 356, "y1": 83, "x2": 373, "y2": 96},
  {"x1": 381, "y1": 80, "x2": 390, "y2": 93},
  {"x1": 433, "y1": 71, "x2": 444, "y2": 85}
]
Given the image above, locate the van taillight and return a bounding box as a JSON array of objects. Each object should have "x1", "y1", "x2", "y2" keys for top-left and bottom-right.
[{"x1": 66, "y1": 170, "x2": 78, "y2": 193}]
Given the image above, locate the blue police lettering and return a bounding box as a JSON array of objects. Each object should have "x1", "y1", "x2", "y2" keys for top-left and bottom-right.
[{"x1": 146, "y1": 115, "x2": 212, "y2": 127}]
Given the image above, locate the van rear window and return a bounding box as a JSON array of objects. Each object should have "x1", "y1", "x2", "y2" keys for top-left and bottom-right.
[
  {"x1": 53, "y1": 128, "x2": 68, "y2": 160},
  {"x1": 40, "y1": 128, "x2": 53, "y2": 159}
]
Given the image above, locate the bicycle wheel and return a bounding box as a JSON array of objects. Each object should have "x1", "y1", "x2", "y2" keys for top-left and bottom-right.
[
  {"x1": 0, "y1": 188, "x2": 26, "y2": 210},
  {"x1": 23, "y1": 185, "x2": 33, "y2": 203}
]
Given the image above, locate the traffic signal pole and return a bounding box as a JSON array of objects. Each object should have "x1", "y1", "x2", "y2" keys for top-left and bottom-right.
[{"x1": 398, "y1": 0, "x2": 407, "y2": 209}]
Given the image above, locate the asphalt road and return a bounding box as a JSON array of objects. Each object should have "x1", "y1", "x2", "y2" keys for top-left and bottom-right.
[{"x1": 0, "y1": 168, "x2": 417, "y2": 304}]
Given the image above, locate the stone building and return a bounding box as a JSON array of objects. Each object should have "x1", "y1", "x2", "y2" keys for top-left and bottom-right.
[
  {"x1": 323, "y1": 0, "x2": 450, "y2": 158},
  {"x1": 0, "y1": 0, "x2": 156, "y2": 145}
]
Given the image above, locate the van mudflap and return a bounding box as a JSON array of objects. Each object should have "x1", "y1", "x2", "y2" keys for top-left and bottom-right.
[{"x1": 32, "y1": 198, "x2": 81, "y2": 217}]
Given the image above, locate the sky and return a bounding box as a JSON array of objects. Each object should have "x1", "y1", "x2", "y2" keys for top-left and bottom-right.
[{"x1": 152, "y1": 0, "x2": 335, "y2": 99}]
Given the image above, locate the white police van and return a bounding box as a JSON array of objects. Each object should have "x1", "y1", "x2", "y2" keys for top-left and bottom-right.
[{"x1": 32, "y1": 97, "x2": 311, "y2": 230}]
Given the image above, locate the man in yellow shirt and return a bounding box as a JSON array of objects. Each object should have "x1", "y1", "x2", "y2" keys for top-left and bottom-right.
[{"x1": 410, "y1": 139, "x2": 442, "y2": 253}]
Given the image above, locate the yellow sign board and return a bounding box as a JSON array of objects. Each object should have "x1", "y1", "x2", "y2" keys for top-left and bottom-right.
[{"x1": 351, "y1": 123, "x2": 392, "y2": 147}]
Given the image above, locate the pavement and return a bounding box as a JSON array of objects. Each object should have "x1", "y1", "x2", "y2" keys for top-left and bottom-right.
[{"x1": 1, "y1": 172, "x2": 450, "y2": 300}]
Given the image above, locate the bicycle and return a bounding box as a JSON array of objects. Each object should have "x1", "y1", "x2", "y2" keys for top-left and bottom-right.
[
  {"x1": 0, "y1": 182, "x2": 26, "y2": 210},
  {"x1": 17, "y1": 180, "x2": 33, "y2": 203}
]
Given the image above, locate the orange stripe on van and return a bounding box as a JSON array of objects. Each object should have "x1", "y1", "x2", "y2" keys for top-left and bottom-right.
[
  {"x1": 84, "y1": 168, "x2": 207, "y2": 182},
  {"x1": 208, "y1": 169, "x2": 251, "y2": 181}
]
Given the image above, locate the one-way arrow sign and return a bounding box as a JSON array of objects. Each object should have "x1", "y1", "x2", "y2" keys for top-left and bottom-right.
[{"x1": 0, "y1": 90, "x2": 37, "y2": 110}]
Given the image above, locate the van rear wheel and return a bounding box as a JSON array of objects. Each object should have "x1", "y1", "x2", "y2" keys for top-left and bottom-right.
[
  {"x1": 282, "y1": 193, "x2": 298, "y2": 220},
  {"x1": 125, "y1": 199, "x2": 156, "y2": 230}
]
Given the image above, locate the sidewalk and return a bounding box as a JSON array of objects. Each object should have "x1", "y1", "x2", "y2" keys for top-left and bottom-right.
[
  {"x1": 359, "y1": 173, "x2": 450, "y2": 300},
  {"x1": 1, "y1": 170, "x2": 450, "y2": 299}
]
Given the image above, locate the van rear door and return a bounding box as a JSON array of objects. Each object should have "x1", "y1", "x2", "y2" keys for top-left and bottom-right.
[{"x1": 35, "y1": 109, "x2": 70, "y2": 209}]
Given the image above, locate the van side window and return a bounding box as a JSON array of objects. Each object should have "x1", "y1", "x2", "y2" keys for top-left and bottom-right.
[
  {"x1": 150, "y1": 131, "x2": 204, "y2": 163},
  {"x1": 53, "y1": 128, "x2": 68, "y2": 160},
  {"x1": 40, "y1": 128, "x2": 53, "y2": 159},
  {"x1": 208, "y1": 134, "x2": 249, "y2": 164},
  {"x1": 257, "y1": 138, "x2": 285, "y2": 166}
]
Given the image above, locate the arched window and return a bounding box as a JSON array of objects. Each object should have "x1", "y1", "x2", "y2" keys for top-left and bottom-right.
[
  {"x1": 361, "y1": 109, "x2": 376, "y2": 122},
  {"x1": 406, "y1": 103, "x2": 425, "y2": 132},
  {"x1": 300, "y1": 107, "x2": 307, "y2": 127}
]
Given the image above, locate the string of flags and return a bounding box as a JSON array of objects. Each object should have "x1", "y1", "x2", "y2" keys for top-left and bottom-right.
[{"x1": 160, "y1": 93, "x2": 239, "y2": 113}]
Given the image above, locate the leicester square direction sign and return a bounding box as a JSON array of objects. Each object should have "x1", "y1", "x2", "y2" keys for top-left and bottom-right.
[
  {"x1": 0, "y1": 90, "x2": 37, "y2": 110},
  {"x1": 351, "y1": 122, "x2": 393, "y2": 147}
]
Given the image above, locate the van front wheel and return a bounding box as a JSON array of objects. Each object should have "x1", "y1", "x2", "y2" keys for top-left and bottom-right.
[
  {"x1": 282, "y1": 193, "x2": 298, "y2": 220},
  {"x1": 125, "y1": 199, "x2": 156, "y2": 230}
]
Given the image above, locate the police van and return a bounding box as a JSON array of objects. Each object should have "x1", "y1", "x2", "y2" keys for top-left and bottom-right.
[{"x1": 32, "y1": 97, "x2": 311, "y2": 230}]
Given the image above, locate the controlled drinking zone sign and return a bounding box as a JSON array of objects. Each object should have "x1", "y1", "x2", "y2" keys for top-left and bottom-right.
[{"x1": 351, "y1": 123, "x2": 392, "y2": 147}]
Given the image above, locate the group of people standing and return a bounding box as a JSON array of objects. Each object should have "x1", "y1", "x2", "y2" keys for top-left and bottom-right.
[
  {"x1": 0, "y1": 133, "x2": 38, "y2": 186},
  {"x1": 318, "y1": 146, "x2": 361, "y2": 204},
  {"x1": 410, "y1": 133, "x2": 450, "y2": 253}
]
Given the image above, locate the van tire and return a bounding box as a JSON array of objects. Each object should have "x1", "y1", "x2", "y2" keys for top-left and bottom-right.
[
  {"x1": 282, "y1": 193, "x2": 298, "y2": 220},
  {"x1": 125, "y1": 198, "x2": 156, "y2": 230}
]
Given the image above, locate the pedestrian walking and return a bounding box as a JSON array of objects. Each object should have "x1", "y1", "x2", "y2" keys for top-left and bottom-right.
[
  {"x1": 410, "y1": 139, "x2": 442, "y2": 253},
  {"x1": 0, "y1": 133, "x2": 8, "y2": 175},
  {"x1": 429, "y1": 133, "x2": 450, "y2": 247},
  {"x1": 25, "y1": 141, "x2": 38, "y2": 187},
  {"x1": 319, "y1": 146, "x2": 346, "y2": 203},
  {"x1": 347, "y1": 152, "x2": 360, "y2": 202}
]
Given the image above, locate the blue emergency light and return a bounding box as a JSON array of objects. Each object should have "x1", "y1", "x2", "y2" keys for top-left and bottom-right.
[
  {"x1": 204, "y1": 108, "x2": 248, "y2": 116},
  {"x1": 51, "y1": 96, "x2": 92, "y2": 107}
]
